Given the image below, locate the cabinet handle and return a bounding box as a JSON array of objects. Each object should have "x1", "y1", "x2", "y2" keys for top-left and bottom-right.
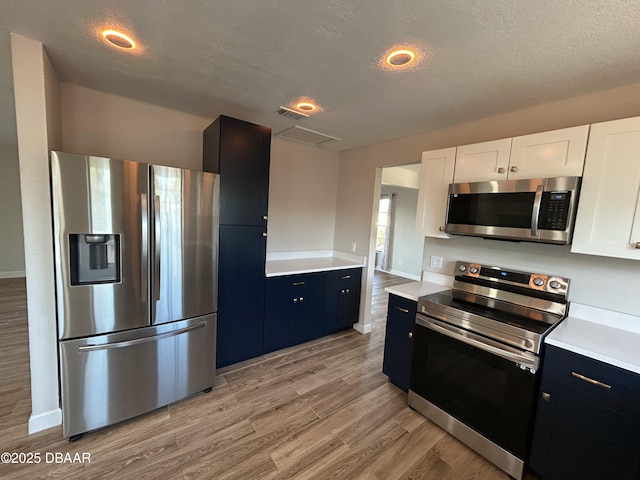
[
  {"x1": 341, "y1": 275, "x2": 351, "y2": 279},
  {"x1": 262, "y1": 232, "x2": 267, "y2": 237},
  {"x1": 541, "y1": 392, "x2": 551, "y2": 401},
  {"x1": 439, "y1": 226, "x2": 444, "y2": 232},
  {"x1": 395, "y1": 306, "x2": 410, "y2": 313},
  {"x1": 497, "y1": 167, "x2": 506, "y2": 174},
  {"x1": 408, "y1": 332, "x2": 413, "y2": 339},
  {"x1": 262, "y1": 215, "x2": 268, "y2": 221},
  {"x1": 346, "y1": 288, "x2": 350, "y2": 293},
  {"x1": 299, "y1": 296, "x2": 304, "y2": 302},
  {"x1": 571, "y1": 371, "x2": 612, "y2": 389},
  {"x1": 510, "y1": 165, "x2": 518, "y2": 173},
  {"x1": 635, "y1": 242, "x2": 640, "y2": 249},
  {"x1": 292, "y1": 281, "x2": 305, "y2": 286}
]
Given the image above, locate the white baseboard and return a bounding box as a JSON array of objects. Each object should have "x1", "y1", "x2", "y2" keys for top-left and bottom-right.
[
  {"x1": 0, "y1": 270, "x2": 26, "y2": 279},
  {"x1": 352, "y1": 322, "x2": 372, "y2": 334},
  {"x1": 29, "y1": 408, "x2": 62, "y2": 434}
]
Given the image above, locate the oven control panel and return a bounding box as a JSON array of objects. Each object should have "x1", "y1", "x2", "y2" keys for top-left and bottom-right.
[{"x1": 455, "y1": 261, "x2": 569, "y2": 295}]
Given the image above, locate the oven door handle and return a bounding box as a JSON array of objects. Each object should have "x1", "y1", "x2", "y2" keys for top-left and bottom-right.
[{"x1": 416, "y1": 314, "x2": 539, "y2": 371}]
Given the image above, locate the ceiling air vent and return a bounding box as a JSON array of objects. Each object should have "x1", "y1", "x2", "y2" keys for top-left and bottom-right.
[
  {"x1": 276, "y1": 106, "x2": 309, "y2": 120},
  {"x1": 274, "y1": 125, "x2": 341, "y2": 147}
]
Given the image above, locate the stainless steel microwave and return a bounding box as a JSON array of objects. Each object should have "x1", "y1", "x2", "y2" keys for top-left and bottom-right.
[{"x1": 445, "y1": 176, "x2": 581, "y2": 244}]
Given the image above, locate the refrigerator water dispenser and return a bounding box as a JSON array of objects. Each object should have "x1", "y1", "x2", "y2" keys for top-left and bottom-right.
[{"x1": 69, "y1": 234, "x2": 121, "y2": 285}]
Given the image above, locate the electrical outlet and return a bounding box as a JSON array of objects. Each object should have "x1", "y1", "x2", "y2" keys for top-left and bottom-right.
[
  {"x1": 430, "y1": 255, "x2": 443, "y2": 269},
  {"x1": 350, "y1": 241, "x2": 357, "y2": 253}
]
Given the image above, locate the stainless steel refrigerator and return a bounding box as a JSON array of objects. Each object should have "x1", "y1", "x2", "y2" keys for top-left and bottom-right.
[{"x1": 50, "y1": 151, "x2": 219, "y2": 439}]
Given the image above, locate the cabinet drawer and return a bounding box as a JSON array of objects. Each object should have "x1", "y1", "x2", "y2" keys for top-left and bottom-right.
[
  {"x1": 325, "y1": 268, "x2": 362, "y2": 286},
  {"x1": 268, "y1": 272, "x2": 324, "y2": 296},
  {"x1": 543, "y1": 345, "x2": 640, "y2": 419},
  {"x1": 388, "y1": 294, "x2": 417, "y2": 320}
]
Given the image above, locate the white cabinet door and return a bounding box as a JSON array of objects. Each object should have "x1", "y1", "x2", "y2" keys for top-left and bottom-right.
[
  {"x1": 509, "y1": 125, "x2": 588, "y2": 180},
  {"x1": 453, "y1": 138, "x2": 512, "y2": 183},
  {"x1": 415, "y1": 147, "x2": 456, "y2": 238},
  {"x1": 571, "y1": 117, "x2": 640, "y2": 260}
]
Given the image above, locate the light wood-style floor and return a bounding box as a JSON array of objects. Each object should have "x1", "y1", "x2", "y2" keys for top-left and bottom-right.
[{"x1": 0, "y1": 273, "x2": 535, "y2": 479}]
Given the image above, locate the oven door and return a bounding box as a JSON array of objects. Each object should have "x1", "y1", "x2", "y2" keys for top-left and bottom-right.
[{"x1": 410, "y1": 313, "x2": 540, "y2": 460}]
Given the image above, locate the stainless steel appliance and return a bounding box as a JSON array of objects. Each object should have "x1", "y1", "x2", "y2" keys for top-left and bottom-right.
[
  {"x1": 445, "y1": 176, "x2": 581, "y2": 244},
  {"x1": 408, "y1": 261, "x2": 570, "y2": 480},
  {"x1": 51, "y1": 151, "x2": 219, "y2": 439}
]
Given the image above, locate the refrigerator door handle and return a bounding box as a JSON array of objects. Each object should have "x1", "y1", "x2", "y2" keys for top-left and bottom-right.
[
  {"x1": 154, "y1": 194, "x2": 161, "y2": 300},
  {"x1": 140, "y1": 193, "x2": 148, "y2": 303},
  {"x1": 78, "y1": 321, "x2": 207, "y2": 352}
]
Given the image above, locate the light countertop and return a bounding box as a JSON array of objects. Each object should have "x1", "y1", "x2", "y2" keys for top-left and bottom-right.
[
  {"x1": 546, "y1": 303, "x2": 640, "y2": 375},
  {"x1": 384, "y1": 273, "x2": 453, "y2": 302},
  {"x1": 265, "y1": 250, "x2": 365, "y2": 277}
]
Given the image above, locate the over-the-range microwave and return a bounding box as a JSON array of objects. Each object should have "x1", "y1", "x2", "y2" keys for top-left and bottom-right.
[{"x1": 445, "y1": 176, "x2": 581, "y2": 244}]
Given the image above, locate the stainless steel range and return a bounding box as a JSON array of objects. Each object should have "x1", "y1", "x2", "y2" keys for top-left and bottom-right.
[{"x1": 408, "y1": 261, "x2": 570, "y2": 480}]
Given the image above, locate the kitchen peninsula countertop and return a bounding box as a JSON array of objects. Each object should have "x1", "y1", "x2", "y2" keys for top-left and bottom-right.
[
  {"x1": 265, "y1": 250, "x2": 365, "y2": 277},
  {"x1": 546, "y1": 303, "x2": 640, "y2": 375},
  {"x1": 384, "y1": 272, "x2": 454, "y2": 301}
]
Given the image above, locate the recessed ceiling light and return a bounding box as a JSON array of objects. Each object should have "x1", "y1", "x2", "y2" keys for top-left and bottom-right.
[
  {"x1": 102, "y1": 30, "x2": 136, "y2": 49},
  {"x1": 296, "y1": 102, "x2": 316, "y2": 112},
  {"x1": 386, "y1": 49, "x2": 416, "y2": 67}
]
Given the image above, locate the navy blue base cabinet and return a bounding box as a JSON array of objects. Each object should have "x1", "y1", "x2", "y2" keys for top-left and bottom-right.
[
  {"x1": 264, "y1": 268, "x2": 363, "y2": 355},
  {"x1": 382, "y1": 294, "x2": 417, "y2": 392},
  {"x1": 529, "y1": 345, "x2": 640, "y2": 480},
  {"x1": 264, "y1": 273, "x2": 324, "y2": 353},
  {"x1": 323, "y1": 268, "x2": 362, "y2": 336}
]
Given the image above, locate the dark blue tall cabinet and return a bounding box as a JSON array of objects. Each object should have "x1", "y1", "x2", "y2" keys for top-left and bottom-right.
[{"x1": 203, "y1": 115, "x2": 271, "y2": 368}]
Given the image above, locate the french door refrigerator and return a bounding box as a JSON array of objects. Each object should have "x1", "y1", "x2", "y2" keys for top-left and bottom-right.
[{"x1": 50, "y1": 151, "x2": 219, "y2": 439}]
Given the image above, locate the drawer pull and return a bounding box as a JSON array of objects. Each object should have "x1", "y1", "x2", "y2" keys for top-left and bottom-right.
[
  {"x1": 636, "y1": 242, "x2": 640, "y2": 249},
  {"x1": 292, "y1": 281, "x2": 305, "y2": 286},
  {"x1": 341, "y1": 275, "x2": 351, "y2": 279},
  {"x1": 395, "y1": 306, "x2": 410, "y2": 313},
  {"x1": 571, "y1": 371, "x2": 612, "y2": 389},
  {"x1": 408, "y1": 332, "x2": 413, "y2": 339}
]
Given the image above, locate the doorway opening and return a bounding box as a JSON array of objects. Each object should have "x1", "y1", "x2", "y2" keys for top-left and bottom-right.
[{"x1": 372, "y1": 164, "x2": 423, "y2": 281}]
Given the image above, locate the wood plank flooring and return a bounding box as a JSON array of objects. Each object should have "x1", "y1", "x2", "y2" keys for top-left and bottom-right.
[{"x1": 0, "y1": 273, "x2": 536, "y2": 479}]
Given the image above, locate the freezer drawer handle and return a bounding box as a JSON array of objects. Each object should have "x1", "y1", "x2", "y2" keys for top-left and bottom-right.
[
  {"x1": 78, "y1": 322, "x2": 207, "y2": 352},
  {"x1": 571, "y1": 371, "x2": 612, "y2": 389}
]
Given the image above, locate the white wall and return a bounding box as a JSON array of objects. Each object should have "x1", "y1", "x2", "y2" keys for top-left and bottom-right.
[
  {"x1": 11, "y1": 34, "x2": 62, "y2": 433},
  {"x1": 267, "y1": 138, "x2": 340, "y2": 253},
  {"x1": 60, "y1": 83, "x2": 211, "y2": 170},
  {"x1": 380, "y1": 185, "x2": 423, "y2": 280},
  {"x1": 336, "y1": 81, "x2": 640, "y2": 328}
]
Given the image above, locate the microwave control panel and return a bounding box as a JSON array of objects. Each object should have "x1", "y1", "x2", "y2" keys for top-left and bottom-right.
[{"x1": 538, "y1": 192, "x2": 571, "y2": 230}]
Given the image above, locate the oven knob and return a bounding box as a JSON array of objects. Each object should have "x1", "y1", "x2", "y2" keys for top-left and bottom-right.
[
  {"x1": 549, "y1": 280, "x2": 562, "y2": 289},
  {"x1": 458, "y1": 265, "x2": 467, "y2": 272},
  {"x1": 532, "y1": 277, "x2": 545, "y2": 287},
  {"x1": 469, "y1": 266, "x2": 478, "y2": 274}
]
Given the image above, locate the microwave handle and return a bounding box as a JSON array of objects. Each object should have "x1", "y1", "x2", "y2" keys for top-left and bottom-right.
[{"x1": 531, "y1": 185, "x2": 544, "y2": 237}]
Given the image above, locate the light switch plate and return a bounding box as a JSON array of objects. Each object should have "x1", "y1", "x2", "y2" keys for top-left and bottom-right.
[{"x1": 430, "y1": 255, "x2": 443, "y2": 269}]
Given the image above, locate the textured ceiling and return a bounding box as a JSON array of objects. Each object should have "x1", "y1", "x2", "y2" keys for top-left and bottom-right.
[{"x1": 2, "y1": 1, "x2": 640, "y2": 151}]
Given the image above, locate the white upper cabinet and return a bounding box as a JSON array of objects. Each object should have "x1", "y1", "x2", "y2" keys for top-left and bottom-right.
[
  {"x1": 509, "y1": 125, "x2": 589, "y2": 180},
  {"x1": 453, "y1": 138, "x2": 512, "y2": 183},
  {"x1": 415, "y1": 147, "x2": 456, "y2": 238},
  {"x1": 571, "y1": 117, "x2": 640, "y2": 260},
  {"x1": 453, "y1": 126, "x2": 588, "y2": 183}
]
